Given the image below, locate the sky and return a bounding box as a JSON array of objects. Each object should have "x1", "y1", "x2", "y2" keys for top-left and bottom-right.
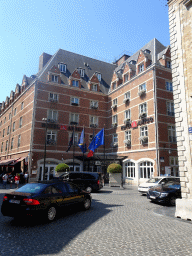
[{"x1": 0, "y1": 0, "x2": 170, "y2": 103}]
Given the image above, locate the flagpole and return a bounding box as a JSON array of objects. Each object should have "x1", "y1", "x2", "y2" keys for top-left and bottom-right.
[
  {"x1": 73, "y1": 125, "x2": 75, "y2": 172},
  {"x1": 83, "y1": 126, "x2": 85, "y2": 172},
  {"x1": 104, "y1": 125, "x2": 106, "y2": 178}
]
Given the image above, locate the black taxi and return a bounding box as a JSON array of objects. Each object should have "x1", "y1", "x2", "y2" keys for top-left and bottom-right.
[{"x1": 1, "y1": 181, "x2": 92, "y2": 221}]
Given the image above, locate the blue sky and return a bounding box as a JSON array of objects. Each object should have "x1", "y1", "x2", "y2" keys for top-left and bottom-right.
[{"x1": 0, "y1": 0, "x2": 170, "y2": 103}]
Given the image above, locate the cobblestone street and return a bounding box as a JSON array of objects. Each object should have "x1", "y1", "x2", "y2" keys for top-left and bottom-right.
[{"x1": 0, "y1": 184, "x2": 192, "y2": 256}]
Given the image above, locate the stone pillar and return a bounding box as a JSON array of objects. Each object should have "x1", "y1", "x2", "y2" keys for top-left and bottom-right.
[{"x1": 168, "y1": 0, "x2": 192, "y2": 220}]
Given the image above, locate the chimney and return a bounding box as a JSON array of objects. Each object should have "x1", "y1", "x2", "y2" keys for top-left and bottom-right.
[{"x1": 39, "y1": 52, "x2": 52, "y2": 72}]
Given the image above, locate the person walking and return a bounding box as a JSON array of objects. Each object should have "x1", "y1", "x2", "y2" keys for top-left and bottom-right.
[
  {"x1": 2, "y1": 173, "x2": 8, "y2": 189},
  {"x1": 14, "y1": 174, "x2": 20, "y2": 188},
  {"x1": 24, "y1": 172, "x2": 29, "y2": 183}
]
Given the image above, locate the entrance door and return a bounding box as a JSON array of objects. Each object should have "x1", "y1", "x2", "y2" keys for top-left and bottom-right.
[
  {"x1": 39, "y1": 165, "x2": 57, "y2": 180},
  {"x1": 68, "y1": 165, "x2": 80, "y2": 172}
]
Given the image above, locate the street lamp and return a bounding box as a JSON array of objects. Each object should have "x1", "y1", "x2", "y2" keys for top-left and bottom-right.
[{"x1": 42, "y1": 118, "x2": 48, "y2": 180}]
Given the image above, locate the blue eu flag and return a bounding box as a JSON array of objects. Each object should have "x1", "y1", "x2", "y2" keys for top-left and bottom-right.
[{"x1": 88, "y1": 128, "x2": 104, "y2": 152}]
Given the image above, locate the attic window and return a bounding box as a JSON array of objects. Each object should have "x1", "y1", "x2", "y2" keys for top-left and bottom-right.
[
  {"x1": 139, "y1": 63, "x2": 144, "y2": 73},
  {"x1": 52, "y1": 75, "x2": 58, "y2": 83},
  {"x1": 92, "y1": 84, "x2": 98, "y2": 91},
  {"x1": 144, "y1": 49, "x2": 151, "y2": 54},
  {"x1": 78, "y1": 68, "x2": 84, "y2": 77},
  {"x1": 96, "y1": 73, "x2": 101, "y2": 81},
  {"x1": 59, "y1": 63, "x2": 66, "y2": 73},
  {"x1": 112, "y1": 82, "x2": 116, "y2": 90},
  {"x1": 167, "y1": 61, "x2": 171, "y2": 69},
  {"x1": 129, "y1": 60, "x2": 136, "y2": 65}
]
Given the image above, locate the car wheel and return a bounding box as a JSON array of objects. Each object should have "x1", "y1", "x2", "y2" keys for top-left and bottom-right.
[
  {"x1": 47, "y1": 206, "x2": 57, "y2": 221},
  {"x1": 83, "y1": 198, "x2": 91, "y2": 210},
  {"x1": 85, "y1": 186, "x2": 92, "y2": 193},
  {"x1": 169, "y1": 196, "x2": 176, "y2": 206}
]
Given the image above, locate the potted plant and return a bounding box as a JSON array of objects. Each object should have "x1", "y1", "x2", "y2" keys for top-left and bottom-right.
[
  {"x1": 54, "y1": 163, "x2": 69, "y2": 177},
  {"x1": 107, "y1": 163, "x2": 122, "y2": 187}
]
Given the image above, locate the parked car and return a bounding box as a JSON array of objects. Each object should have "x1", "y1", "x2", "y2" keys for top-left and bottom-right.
[
  {"x1": 1, "y1": 180, "x2": 92, "y2": 222},
  {"x1": 147, "y1": 178, "x2": 181, "y2": 206},
  {"x1": 55, "y1": 172, "x2": 104, "y2": 193},
  {"x1": 138, "y1": 177, "x2": 180, "y2": 195}
]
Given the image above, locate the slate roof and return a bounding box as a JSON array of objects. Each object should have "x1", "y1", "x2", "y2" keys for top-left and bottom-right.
[
  {"x1": 157, "y1": 46, "x2": 170, "y2": 60},
  {"x1": 37, "y1": 49, "x2": 116, "y2": 95}
]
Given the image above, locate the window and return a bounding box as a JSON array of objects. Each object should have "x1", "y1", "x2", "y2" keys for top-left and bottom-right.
[
  {"x1": 112, "y1": 98, "x2": 117, "y2": 108},
  {"x1": 19, "y1": 117, "x2": 23, "y2": 128},
  {"x1": 169, "y1": 157, "x2": 179, "y2": 176},
  {"x1": 140, "y1": 161, "x2": 153, "y2": 179},
  {"x1": 18, "y1": 135, "x2": 21, "y2": 148},
  {"x1": 21, "y1": 102, "x2": 24, "y2": 110},
  {"x1": 167, "y1": 61, "x2": 171, "y2": 68},
  {"x1": 90, "y1": 116, "x2": 98, "y2": 127},
  {"x1": 125, "y1": 130, "x2": 131, "y2": 141},
  {"x1": 124, "y1": 74, "x2": 128, "y2": 83},
  {"x1": 96, "y1": 73, "x2": 101, "y2": 81},
  {"x1": 5, "y1": 140, "x2": 8, "y2": 151},
  {"x1": 48, "y1": 110, "x2": 58, "y2": 122},
  {"x1": 124, "y1": 92, "x2": 130, "y2": 100},
  {"x1": 52, "y1": 75, "x2": 58, "y2": 83},
  {"x1": 11, "y1": 138, "x2": 14, "y2": 150},
  {"x1": 113, "y1": 134, "x2": 118, "y2": 143},
  {"x1": 167, "y1": 101, "x2": 175, "y2": 116},
  {"x1": 168, "y1": 125, "x2": 176, "y2": 143},
  {"x1": 78, "y1": 68, "x2": 84, "y2": 77},
  {"x1": 47, "y1": 131, "x2": 57, "y2": 145},
  {"x1": 1, "y1": 142, "x2": 3, "y2": 152},
  {"x1": 112, "y1": 115, "x2": 118, "y2": 124},
  {"x1": 112, "y1": 82, "x2": 116, "y2": 90},
  {"x1": 59, "y1": 63, "x2": 66, "y2": 73},
  {"x1": 9, "y1": 112, "x2": 11, "y2": 120},
  {"x1": 72, "y1": 80, "x2": 79, "y2": 87},
  {"x1": 14, "y1": 108, "x2": 17, "y2": 116},
  {"x1": 7, "y1": 126, "x2": 10, "y2": 135},
  {"x1": 4, "y1": 117, "x2": 6, "y2": 124},
  {"x1": 92, "y1": 84, "x2": 98, "y2": 91},
  {"x1": 125, "y1": 161, "x2": 135, "y2": 178},
  {"x1": 90, "y1": 100, "x2": 98, "y2": 109},
  {"x1": 139, "y1": 103, "x2": 147, "y2": 115},
  {"x1": 139, "y1": 83, "x2": 146, "y2": 92},
  {"x1": 140, "y1": 126, "x2": 148, "y2": 137},
  {"x1": 125, "y1": 110, "x2": 131, "y2": 120},
  {"x1": 13, "y1": 122, "x2": 15, "y2": 132},
  {"x1": 70, "y1": 113, "x2": 79, "y2": 124},
  {"x1": 3, "y1": 129, "x2": 5, "y2": 137},
  {"x1": 71, "y1": 97, "x2": 79, "y2": 105},
  {"x1": 49, "y1": 93, "x2": 58, "y2": 102},
  {"x1": 139, "y1": 63, "x2": 144, "y2": 72},
  {"x1": 69, "y1": 132, "x2": 78, "y2": 145},
  {"x1": 166, "y1": 82, "x2": 173, "y2": 92}
]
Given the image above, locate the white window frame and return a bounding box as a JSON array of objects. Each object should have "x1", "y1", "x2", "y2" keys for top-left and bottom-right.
[
  {"x1": 125, "y1": 110, "x2": 131, "y2": 120},
  {"x1": 167, "y1": 61, "x2": 171, "y2": 68},
  {"x1": 124, "y1": 74, "x2": 128, "y2": 83},
  {"x1": 48, "y1": 110, "x2": 58, "y2": 122},
  {"x1": 69, "y1": 132, "x2": 79, "y2": 145},
  {"x1": 112, "y1": 82, "x2": 116, "y2": 90},
  {"x1": 113, "y1": 134, "x2": 118, "y2": 143},
  {"x1": 72, "y1": 80, "x2": 79, "y2": 87},
  {"x1": 90, "y1": 116, "x2": 98, "y2": 127},
  {"x1": 11, "y1": 138, "x2": 14, "y2": 150},
  {"x1": 71, "y1": 97, "x2": 79, "y2": 105},
  {"x1": 139, "y1": 103, "x2": 147, "y2": 115},
  {"x1": 49, "y1": 93, "x2": 58, "y2": 102},
  {"x1": 96, "y1": 73, "x2": 101, "y2": 81},
  {"x1": 90, "y1": 100, "x2": 98, "y2": 109},
  {"x1": 125, "y1": 130, "x2": 131, "y2": 141},
  {"x1": 59, "y1": 63, "x2": 66, "y2": 73},
  {"x1": 92, "y1": 84, "x2": 98, "y2": 91},
  {"x1": 140, "y1": 126, "x2": 148, "y2": 137},
  {"x1": 19, "y1": 117, "x2": 23, "y2": 128},
  {"x1": 168, "y1": 125, "x2": 176, "y2": 143},
  {"x1": 14, "y1": 108, "x2": 17, "y2": 116},
  {"x1": 139, "y1": 83, "x2": 146, "y2": 92},
  {"x1": 167, "y1": 101, "x2": 175, "y2": 116},
  {"x1": 18, "y1": 135, "x2": 21, "y2": 148},
  {"x1": 125, "y1": 92, "x2": 130, "y2": 100},
  {"x1": 140, "y1": 161, "x2": 153, "y2": 179},
  {"x1": 52, "y1": 75, "x2": 58, "y2": 83},
  {"x1": 125, "y1": 161, "x2": 135, "y2": 178},
  {"x1": 112, "y1": 115, "x2": 118, "y2": 124},
  {"x1": 21, "y1": 102, "x2": 24, "y2": 110},
  {"x1": 166, "y1": 81, "x2": 173, "y2": 92},
  {"x1": 70, "y1": 113, "x2": 79, "y2": 124},
  {"x1": 78, "y1": 68, "x2": 84, "y2": 77},
  {"x1": 139, "y1": 63, "x2": 144, "y2": 72},
  {"x1": 47, "y1": 130, "x2": 57, "y2": 145}
]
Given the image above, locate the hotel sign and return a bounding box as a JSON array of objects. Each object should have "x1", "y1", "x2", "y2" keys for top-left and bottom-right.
[{"x1": 121, "y1": 117, "x2": 154, "y2": 130}]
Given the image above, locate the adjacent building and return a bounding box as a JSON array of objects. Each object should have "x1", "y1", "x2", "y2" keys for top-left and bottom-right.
[{"x1": 0, "y1": 38, "x2": 177, "y2": 184}]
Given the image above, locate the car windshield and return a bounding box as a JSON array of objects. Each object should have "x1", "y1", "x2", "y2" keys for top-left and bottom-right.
[
  {"x1": 147, "y1": 178, "x2": 161, "y2": 183},
  {"x1": 16, "y1": 183, "x2": 47, "y2": 193},
  {"x1": 165, "y1": 182, "x2": 181, "y2": 189}
]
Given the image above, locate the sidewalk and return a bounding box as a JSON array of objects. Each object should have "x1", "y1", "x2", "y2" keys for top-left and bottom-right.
[{"x1": 0, "y1": 182, "x2": 24, "y2": 193}]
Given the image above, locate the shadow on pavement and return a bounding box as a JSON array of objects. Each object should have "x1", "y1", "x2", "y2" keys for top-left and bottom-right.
[{"x1": 0, "y1": 198, "x2": 123, "y2": 256}]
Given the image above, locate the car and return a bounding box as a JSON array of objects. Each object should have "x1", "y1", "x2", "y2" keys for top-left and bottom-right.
[
  {"x1": 1, "y1": 180, "x2": 92, "y2": 222},
  {"x1": 138, "y1": 176, "x2": 180, "y2": 195},
  {"x1": 147, "y1": 178, "x2": 181, "y2": 206},
  {"x1": 54, "y1": 172, "x2": 104, "y2": 193}
]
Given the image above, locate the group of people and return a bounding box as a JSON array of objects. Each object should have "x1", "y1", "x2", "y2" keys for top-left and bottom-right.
[{"x1": 2, "y1": 172, "x2": 28, "y2": 189}]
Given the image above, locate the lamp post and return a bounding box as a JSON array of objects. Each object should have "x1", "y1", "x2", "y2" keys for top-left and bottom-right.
[{"x1": 42, "y1": 118, "x2": 48, "y2": 180}]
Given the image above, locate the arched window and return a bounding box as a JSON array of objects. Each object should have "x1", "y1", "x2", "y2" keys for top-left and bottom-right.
[
  {"x1": 140, "y1": 161, "x2": 153, "y2": 179},
  {"x1": 125, "y1": 161, "x2": 135, "y2": 178}
]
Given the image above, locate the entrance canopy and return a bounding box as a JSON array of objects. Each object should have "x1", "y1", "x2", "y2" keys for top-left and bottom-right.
[
  {"x1": 9, "y1": 157, "x2": 25, "y2": 166},
  {"x1": 0, "y1": 157, "x2": 25, "y2": 166}
]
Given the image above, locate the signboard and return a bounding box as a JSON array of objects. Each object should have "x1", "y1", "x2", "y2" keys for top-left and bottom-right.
[
  {"x1": 32, "y1": 170, "x2": 37, "y2": 174},
  {"x1": 189, "y1": 127, "x2": 192, "y2": 133},
  {"x1": 131, "y1": 121, "x2": 137, "y2": 128},
  {"x1": 121, "y1": 117, "x2": 154, "y2": 130}
]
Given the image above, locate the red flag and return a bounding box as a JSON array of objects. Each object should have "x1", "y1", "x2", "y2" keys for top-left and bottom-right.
[{"x1": 87, "y1": 150, "x2": 94, "y2": 158}]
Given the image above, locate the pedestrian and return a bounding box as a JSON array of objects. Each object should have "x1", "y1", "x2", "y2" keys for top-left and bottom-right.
[
  {"x1": 24, "y1": 172, "x2": 29, "y2": 183},
  {"x1": 9, "y1": 173, "x2": 14, "y2": 189},
  {"x1": 2, "y1": 173, "x2": 8, "y2": 189},
  {"x1": 14, "y1": 173, "x2": 20, "y2": 188}
]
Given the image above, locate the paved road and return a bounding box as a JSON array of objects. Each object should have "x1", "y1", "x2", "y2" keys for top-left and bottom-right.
[{"x1": 0, "y1": 184, "x2": 192, "y2": 256}]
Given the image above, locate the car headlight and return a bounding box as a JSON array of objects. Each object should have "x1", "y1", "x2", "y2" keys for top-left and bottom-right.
[{"x1": 159, "y1": 193, "x2": 169, "y2": 197}]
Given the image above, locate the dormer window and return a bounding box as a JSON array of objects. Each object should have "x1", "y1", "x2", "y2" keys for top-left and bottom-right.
[
  {"x1": 144, "y1": 49, "x2": 151, "y2": 54},
  {"x1": 78, "y1": 68, "x2": 84, "y2": 77},
  {"x1": 72, "y1": 80, "x2": 79, "y2": 87},
  {"x1": 139, "y1": 63, "x2": 144, "y2": 73},
  {"x1": 52, "y1": 75, "x2": 58, "y2": 83},
  {"x1": 92, "y1": 84, "x2": 98, "y2": 91},
  {"x1": 124, "y1": 74, "x2": 128, "y2": 83},
  {"x1": 112, "y1": 82, "x2": 116, "y2": 90},
  {"x1": 167, "y1": 61, "x2": 171, "y2": 68},
  {"x1": 129, "y1": 60, "x2": 136, "y2": 65},
  {"x1": 96, "y1": 73, "x2": 101, "y2": 81},
  {"x1": 59, "y1": 63, "x2": 66, "y2": 73}
]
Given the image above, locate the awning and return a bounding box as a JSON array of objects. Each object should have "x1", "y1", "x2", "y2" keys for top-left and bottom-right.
[
  {"x1": 9, "y1": 157, "x2": 25, "y2": 166},
  {"x1": 0, "y1": 159, "x2": 17, "y2": 166}
]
